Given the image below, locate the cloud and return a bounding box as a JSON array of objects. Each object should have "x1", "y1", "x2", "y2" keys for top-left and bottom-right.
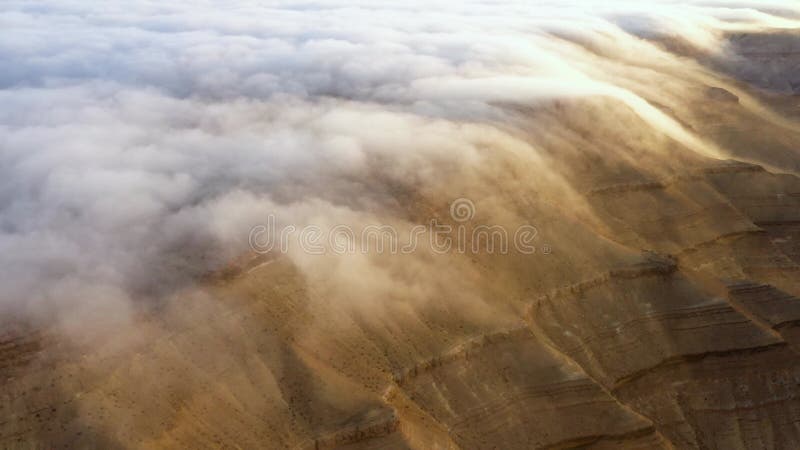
[{"x1": 1, "y1": 0, "x2": 798, "y2": 334}]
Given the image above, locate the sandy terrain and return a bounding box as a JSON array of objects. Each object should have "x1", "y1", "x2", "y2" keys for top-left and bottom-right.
[{"x1": 3, "y1": 5, "x2": 800, "y2": 450}]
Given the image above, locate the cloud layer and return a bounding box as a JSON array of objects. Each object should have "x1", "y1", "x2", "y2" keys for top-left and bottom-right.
[{"x1": 1, "y1": 0, "x2": 799, "y2": 331}]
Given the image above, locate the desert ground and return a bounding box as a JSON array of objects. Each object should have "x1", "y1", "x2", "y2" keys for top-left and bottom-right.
[{"x1": 2, "y1": 1, "x2": 800, "y2": 449}]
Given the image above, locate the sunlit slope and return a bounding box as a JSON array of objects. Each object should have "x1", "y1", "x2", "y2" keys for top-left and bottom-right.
[{"x1": 3, "y1": 5, "x2": 800, "y2": 450}]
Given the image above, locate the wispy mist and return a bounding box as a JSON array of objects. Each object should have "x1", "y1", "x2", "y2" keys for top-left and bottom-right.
[{"x1": 1, "y1": 0, "x2": 799, "y2": 334}]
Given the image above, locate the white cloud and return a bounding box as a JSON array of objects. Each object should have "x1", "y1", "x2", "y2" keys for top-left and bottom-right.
[{"x1": 0, "y1": 0, "x2": 798, "y2": 329}]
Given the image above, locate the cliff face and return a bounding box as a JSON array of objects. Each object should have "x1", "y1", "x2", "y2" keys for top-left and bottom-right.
[{"x1": 3, "y1": 5, "x2": 800, "y2": 450}]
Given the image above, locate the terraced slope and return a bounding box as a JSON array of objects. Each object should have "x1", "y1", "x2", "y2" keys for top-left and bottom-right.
[{"x1": 3, "y1": 13, "x2": 800, "y2": 450}]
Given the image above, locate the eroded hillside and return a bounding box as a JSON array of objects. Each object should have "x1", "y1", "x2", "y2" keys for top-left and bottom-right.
[{"x1": 2, "y1": 2, "x2": 800, "y2": 449}]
